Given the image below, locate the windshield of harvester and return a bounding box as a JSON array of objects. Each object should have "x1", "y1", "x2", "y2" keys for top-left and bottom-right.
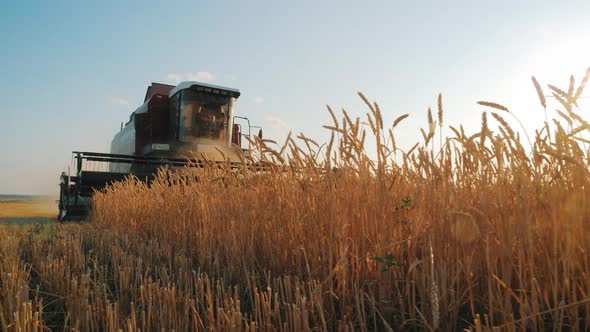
[{"x1": 178, "y1": 89, "x2": 229, "y2": 142}]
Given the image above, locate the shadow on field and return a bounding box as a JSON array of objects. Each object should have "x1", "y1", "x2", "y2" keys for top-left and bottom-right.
[{"x1": 0, "y1": 217, "x2": 54, "y2": 225}]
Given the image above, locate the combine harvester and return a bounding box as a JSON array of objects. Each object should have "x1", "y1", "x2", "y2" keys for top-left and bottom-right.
[{"x1": 58, "y1": 81, "x2": 262, "y2": 221}]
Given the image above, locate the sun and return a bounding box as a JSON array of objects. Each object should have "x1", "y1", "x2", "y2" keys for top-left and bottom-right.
[{"x1": 499, "y1": 26, "x2": 590, "y2": 136}]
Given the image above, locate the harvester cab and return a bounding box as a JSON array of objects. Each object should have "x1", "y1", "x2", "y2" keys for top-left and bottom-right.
[{"x1": 58, "y1": 81, "x2": 260, "y2": 221}]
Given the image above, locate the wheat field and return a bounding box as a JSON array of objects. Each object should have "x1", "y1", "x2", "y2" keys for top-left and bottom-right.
[
  {"x1": 0, "y1": 197, "x2": 56, "y2": 219},
  {"x1": 1, "y1": 71, "x2": 590, "y2": 331}
]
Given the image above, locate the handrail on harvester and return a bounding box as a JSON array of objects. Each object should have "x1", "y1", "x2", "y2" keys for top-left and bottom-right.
[{"x1": 71, "y1": 151, "x2": 276, "y2": 173}]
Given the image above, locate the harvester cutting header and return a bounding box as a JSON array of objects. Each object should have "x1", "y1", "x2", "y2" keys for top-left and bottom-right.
[{"x1": 59, "y1": 81, "x2": 261, "y2": 221}]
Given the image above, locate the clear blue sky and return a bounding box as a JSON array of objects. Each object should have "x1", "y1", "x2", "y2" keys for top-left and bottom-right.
[{"x1": 1, "y1": 1, "x2": 590, "y2": 195}]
